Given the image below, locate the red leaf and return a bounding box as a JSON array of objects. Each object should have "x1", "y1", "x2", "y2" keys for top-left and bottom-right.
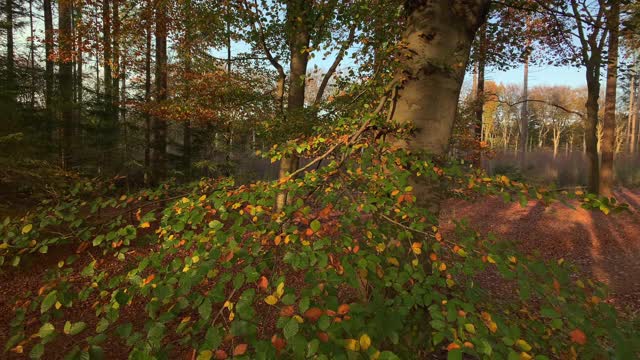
[{"x1": 570, "y1": 329, "x2": 587, "y2": 345}]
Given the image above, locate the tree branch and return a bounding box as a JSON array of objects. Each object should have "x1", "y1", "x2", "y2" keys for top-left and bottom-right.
[{"x1": 313, "y1": 24, "x2": 356, "y2": 106}]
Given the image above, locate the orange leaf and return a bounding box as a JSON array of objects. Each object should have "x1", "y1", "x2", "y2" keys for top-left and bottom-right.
[
  {"x1": 271, "y1": 335, "x2": 286, "y2": 352},
  {"x1": 214, "y1": 350, "x2": 227, "y2": 359},
  {"x1": 76, "y1": 242, "x2": 89, "y2": 253},
  {"x1": 569, "y1": 329, "x2": 587, "y2": 345},
  {"x1": 317, "y1": 331, "x2": 329, "y2": 343},
  {"x1": 337, "y1": 303, "x2": 350, "y2": 315},
  {"x1": 304, "y1": 307, "x2": 323, "y2": 322},
  {"x1": 257, "y1": 276, "x2": 269, "y2": 292},
  {"x1": 233, "y1": 344, "x2": 248, "y2": 356},
  {"x1": 447, "y1": 343, "x2": 461, "y2": 351},
  {"x1": 143, "y1": 274, "x2": 155, "y2": 286},
  {"x1": 280, "y1": 305, "x2": 295, "y2": 317}
]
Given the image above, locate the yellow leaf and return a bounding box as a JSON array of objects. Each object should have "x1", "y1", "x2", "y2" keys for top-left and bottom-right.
[
  {"x1": 487, "y1": 255, "x2": 496, "y2": 264},
  {"x1": 345, "y1": 339, "x2": 359, "y2": 351},
  {"x1": 439, "y1": 263, "x2": 447, "y2": 271},
  {"x1": 0, "y1": 243, "x2": 8, "y2": 249},
  {"x1": 509, "y1": 256, "x2": 517, "y2": 263},
  {"x1": 198, "y1": 194, "x2": 207, "y2": 202},
  {"x1": 181, "y1": 197, "x2": 190, "y2": 204},
  {"x1": 293, "y1": 315, "x2": 304, "y2": 323},
  {"x1": 55, "y1": 301, "x2": 62, "y2": 309},
  {"x1": 264, "y1": 295, "x2": 278, "y2": 305},
  {"x1": 22, "y1": 224, "x2": 33, "y2": 234},
  {"x1": 391, "y1": 189, "x2": 400, "y2": 196},
  {"x1": 411, "y1": 242, "x2": 422, "y2": 255},
  {"x1": 515, "y1": 339, "x2": 532, "y2": 352},
  {"x1": 119, "y1": 195, "x2": 127, "y2": 201},
  {"x1": 276, "y1": 282, "x2": 285, "y2": 298},
  {"x1": 192, "y1": 255, "x2": 200, "y2": 263},
  {"x1": 520, "y1": 352, "x2": 533, "y2": 360},
  {"x1": 197, "y1": 350, "x2": 212, "y2": 360},
  {"x1": 359, "y1": 334, "x2": 371, "y2": 351},
  {"x1": 375, "y1": 243, "x2": 385, "y2": 253},
  {"x1": 140, "y1": 222, "x2": 150, "y2": 228},
  {"x1": 387, "y1": 257, "x2": 399, "y2": 267}
]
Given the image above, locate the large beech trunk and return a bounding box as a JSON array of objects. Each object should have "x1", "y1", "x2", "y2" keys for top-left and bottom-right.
[
  {"x1": 391, "y1": 0, "x2": 490, "y2": 213},
  {"x1": 599, "y1": 2, "x2": 619, "y2": 197}
]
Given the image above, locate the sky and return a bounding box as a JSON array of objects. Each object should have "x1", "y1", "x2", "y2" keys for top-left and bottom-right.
[{"x1": 488, "y1": 64, "x2": 587, "y2": 88}]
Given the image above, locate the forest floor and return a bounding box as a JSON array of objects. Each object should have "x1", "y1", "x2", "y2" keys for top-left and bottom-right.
[{"x1": 440, "y1": 187, "x2": 640, "y2": 316}]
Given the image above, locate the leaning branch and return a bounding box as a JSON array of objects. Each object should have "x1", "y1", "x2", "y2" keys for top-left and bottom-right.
[{"x1": 314, "y1": 24, "x2": 357, "y2": 106}]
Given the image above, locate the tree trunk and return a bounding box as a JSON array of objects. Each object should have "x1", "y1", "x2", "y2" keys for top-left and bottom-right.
[
  {"x1": 5, "y1": 0, "x2": 16, "y2": 108},
  {"x1": 519, "y1": 48, "x2": 529, "y2": 169},
  {"x1": 475, "y1": 24, "x2": 486, "y2": 143},
  {"x1": 103, "y1": 0, "x2": 112, "y2": 114},
  {"x1": 391, "y1": 0, "x2": 490, "y2": 214},
  {"x1": 182, "y1": 0, "x2": 194, "y2": 178},
  {"x1": 144, "y1": 2, "x2": 152, "y2": 184},
  {"x1": 585, "y1": 62, "x2": 601, "y2": 194},
  {"x1": 29, "y1": 0, "x2": 36, "y2": 109},
  {"x1": 627, "y1": 69, "x2": 636, "y2": 153},
  {"x1": 44, "y1": 0, "x2": 54, "y2": 135},
  {"x1": 59, "y1": 0, "x2": 74, "y2": 170},
  {"x1": 112, "y1": 0, "x2": 120, "y2": 123},
  {"x1": 151, "y1": 0, "x2": 168, "y2": 183},
  {"x1": 75, "y1": 2, "x2": 83, "y2": 135},
  {"x1": 276, "y1": 0, "x2": 311, "y2": 210},
  {"x1": 599, "y1": 2, "x2": 618, "y2": 197}
]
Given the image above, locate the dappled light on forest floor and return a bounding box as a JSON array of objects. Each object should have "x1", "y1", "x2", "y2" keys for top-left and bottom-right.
[{"x1": 441, "y1": 187, "x2": 640, "y2": 314}]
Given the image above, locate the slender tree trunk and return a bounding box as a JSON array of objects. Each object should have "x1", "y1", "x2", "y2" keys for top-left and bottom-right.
[
  {"x1": 112, "y1": 0, "x2": 120, "y2": 123},
  {"x1": 59, "y1": 0, "x2": 74, "y2": 169},
  {"x1": 391, "y1": 0, "x2": 490, "y2": 214},
  {"x1": 151, "y1": 0, "x2": 168, "y2": 183},
  {"x1": 630, "y1": 59, "x2": 638, "y2": 154},
  {"x1": 183, "y1": 0, "x2": 194, "y2": 177},
  {"x1": 4, "y1": 0, "x2": 16, "y2": 120},
  {"x1": 519, "y1": 47, "x2": 530, "y2": 169},
  {"x1": 276, "y1": 0, "x2": 312, "y2": 210},
  {"x1": 75, "y1": 2, "x2": 83, "y2": 138},
  {"x1": 29, "y1": 0, "x2": 36, "y2": 109},
  {"x1": 144, "y1": 3, "x2": 152, "y2": 184},
  {"x1": 599, "y1": 2, "x2": 619, "y2": 197},
  {"x1": 44, "y1": 0, "x2": 54, "y2": 135},
  {"x1": 627, "y1": 69, "x2": 636, "y2": 153},
  {"x1": 103, "y1": 0, "x2": 112, "y2": 119},
  {"x1": 475, "y1": 24, "x2": 486, "y2": 143},
  {"x1": 585, "y1": 61, "x2": 602, "y2": 194}
]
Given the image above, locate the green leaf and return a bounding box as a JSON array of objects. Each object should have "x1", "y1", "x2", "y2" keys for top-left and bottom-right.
[
  {"x1": 38, "y1": 323, "x2": 55, "y2": 338},
  {"x1": 447, "y1": 349, "x2": 462, "y2": 360},
  {"x1": 40, "y1": 291, "x2": 57, "y2": 313},
  {"x1": 29, "y1": 343, "x2": 44, "y2": 359},
  {"x1": 96, "y1": 318, "x2": 109, "y2": 333},
  {"x1": 310, "y1": 220, "x2": 321, "y2": 232},
  {"x1": 64, "y1": 321, "x2": 86, "y2": 336},
  {"x1": 197, "y1": 350, "x2": 213, "y2": 360},
  {"x1": 283, "y1": 318, "x2": 299, "y2": 340}
]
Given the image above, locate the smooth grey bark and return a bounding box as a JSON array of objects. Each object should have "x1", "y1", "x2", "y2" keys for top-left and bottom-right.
[{"x1": 391, "y1": 0, "x2": 490, "y2": 214}]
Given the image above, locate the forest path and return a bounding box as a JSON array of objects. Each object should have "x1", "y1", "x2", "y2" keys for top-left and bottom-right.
[{"x1": 440, "y1": 187, "x2": 640, "y2": 315}]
